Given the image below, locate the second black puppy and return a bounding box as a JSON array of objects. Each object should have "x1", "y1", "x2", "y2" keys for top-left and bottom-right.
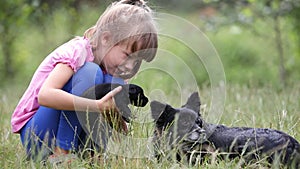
[
  {"x1": 151, "y1": 92, "x2": 300, "y2": 168},
  {"x1": 151, "y1": 92, "x2": 206, "y2": 163}
]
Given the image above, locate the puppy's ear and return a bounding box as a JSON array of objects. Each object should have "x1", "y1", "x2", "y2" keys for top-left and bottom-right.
[
  {"x1": 150, "y1": 101, "x2": 168, "y2": 121},
  {"x1": 182, "y1": 92, "x2": 201, "y2": 113}
]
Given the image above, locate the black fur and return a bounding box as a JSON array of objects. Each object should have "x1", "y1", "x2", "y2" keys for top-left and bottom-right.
[{"x1": 151, "y1": 92, "x2": 300, "y2": 167}]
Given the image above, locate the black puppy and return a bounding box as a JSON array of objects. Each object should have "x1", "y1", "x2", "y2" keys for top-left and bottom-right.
[
  {"x1": 77, "y1": 83, "x2": 148, "y2": 135},
  {"x1": 151, "y1": 92, "x2": 206, "y2": 163},
  {"x1": 81, "y1": 83, "x2": 148, "y2": 122},
  {"x1": 151, "y1": 92, "x2": 300, "y2": 167},
  {"x1": 76, "y1": 83, "x2": 148, "y2": 154}
]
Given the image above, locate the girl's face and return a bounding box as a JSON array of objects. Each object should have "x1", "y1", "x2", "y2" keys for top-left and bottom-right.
[{"x1": 101, "y1": 43, "x2": 143, "y2": 79}]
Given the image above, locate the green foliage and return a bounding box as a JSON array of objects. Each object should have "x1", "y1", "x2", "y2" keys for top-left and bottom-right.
[
  {"x1": 182, "y1": 0, "x2": 300, "y2": 87},
  {"x1": 1, "y1": 1, "x2": 300, "y2": 87},
  {"x1": 0, "y1": 1, "x2": 34, "y2": 79},
  {"x1": 209, "y1": 27, "x2": 278, "y2": 86}
]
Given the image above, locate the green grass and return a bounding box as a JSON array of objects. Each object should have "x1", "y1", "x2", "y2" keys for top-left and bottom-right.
[{"x1": 1, "y1": 82, "x2": 299, "y2": 169}]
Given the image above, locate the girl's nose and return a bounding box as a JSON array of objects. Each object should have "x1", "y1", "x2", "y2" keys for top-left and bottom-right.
[
  {"x1": 123, "y1": 59, "x2": 135, "y2": 71},
  {"x1": 117, "y1": 58, "x2": 142, "y2": 79},
  {"x1": 122, "y1": 58, "x2": 141, "y2": 72}
]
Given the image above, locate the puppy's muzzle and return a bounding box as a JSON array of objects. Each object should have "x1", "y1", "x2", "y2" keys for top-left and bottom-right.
[{"x1": 185, "y1": 127, "x2": 207, "y2": 143}]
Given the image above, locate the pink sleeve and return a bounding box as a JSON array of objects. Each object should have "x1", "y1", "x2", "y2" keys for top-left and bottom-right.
[{"x1": 50, "y1": 39, "x2": 92, "y2": 72}]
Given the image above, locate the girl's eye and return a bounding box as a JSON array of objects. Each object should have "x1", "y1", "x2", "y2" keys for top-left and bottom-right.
[
  {"x1": 124, "y1": 53, "x2": 129, "y2": 59},
  {"x1": 133, "y1": 59, "x2": 140, "y2": 66}
]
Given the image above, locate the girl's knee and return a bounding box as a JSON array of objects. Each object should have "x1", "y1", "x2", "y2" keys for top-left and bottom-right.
[
  {"x1": 69, "y1": 62, "x2": 104, "y2": 94},
  {"x1": 80, "y1": 62, "x2": 99, "y2": 72},
  {"x1": 73, "y1": 62, "x2": 103, "y2": 84}
]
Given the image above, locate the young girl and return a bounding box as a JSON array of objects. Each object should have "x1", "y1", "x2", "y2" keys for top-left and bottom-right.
[{"x1": 11, "y1": 0, "x2": 157, "y2": 161}]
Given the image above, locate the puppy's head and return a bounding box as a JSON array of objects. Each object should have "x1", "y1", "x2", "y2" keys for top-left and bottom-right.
[
  {"x1": 114, "y1": 84, "x2": 148, "y2": 122},
  {"x1": 151, "y1": 92, "x2": 206, "y2": 145},
  {"x1": 128, "y1": 84, "x2": 149, "y2": 107}
]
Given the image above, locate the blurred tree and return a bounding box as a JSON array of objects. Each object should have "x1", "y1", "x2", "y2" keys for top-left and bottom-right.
[
  {"x1": 197, "y1": 0, "x2": 300, "y2": 87},
  {"x1": 25, "y1": 0, "x2": 98, "y2": 34},
  {"x1": 0, "y1": 0, "x2": 34, "y2": 79},
  {"x1": 289, "y1": 3, "x2": 300, "y2": 69},
  {"x1": 0, "y1": 0, "x2": 96, "y2": 82}
]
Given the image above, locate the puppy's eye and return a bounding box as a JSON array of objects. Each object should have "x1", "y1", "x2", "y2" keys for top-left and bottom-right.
[
  {"x1": 196, "y1": 118, "x2": 203, "y2": 126},
  {"x1": 129, "y1": 88, "x2": 137, "y2": 94}
]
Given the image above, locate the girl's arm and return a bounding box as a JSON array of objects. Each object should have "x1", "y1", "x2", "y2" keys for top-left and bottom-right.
[{"x1": 38, "y1": 63, "x2": 122, "y2": 112}]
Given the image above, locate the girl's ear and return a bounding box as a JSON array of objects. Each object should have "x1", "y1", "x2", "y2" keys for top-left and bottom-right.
[{"x1": 100, "y1": 31, "x2": 112, "y2": 46}]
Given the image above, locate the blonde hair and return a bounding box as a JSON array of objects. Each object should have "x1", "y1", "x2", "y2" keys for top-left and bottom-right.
[{"x1": 84, "y1": 0, "x2": 158, "y2": 62}]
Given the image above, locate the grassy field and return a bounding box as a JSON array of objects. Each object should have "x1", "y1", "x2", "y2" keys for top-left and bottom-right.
[{"x1": 1, "y1": 81, "x2": 299, "y2": 169}]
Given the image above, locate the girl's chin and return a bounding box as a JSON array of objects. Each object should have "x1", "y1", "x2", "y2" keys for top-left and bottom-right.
[{"x1": 116, "y1": 73, "x2": 134, "y2": 79}]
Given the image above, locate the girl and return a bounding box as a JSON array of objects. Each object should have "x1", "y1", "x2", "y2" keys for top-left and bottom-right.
[{"x1": 11, "y1": 0, "x2": 157, "y2": 161}]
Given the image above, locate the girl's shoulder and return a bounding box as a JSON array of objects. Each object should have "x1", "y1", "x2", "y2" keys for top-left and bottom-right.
[
  {"x1": 58, "y1": 36, "x2": 94, "y2": 59},
  {"x1": 47, "y1": 36, "x2": 94, "y2": 72},
  {"x1": 67, "y1": 36, "x2": 91, "y2": 49}
]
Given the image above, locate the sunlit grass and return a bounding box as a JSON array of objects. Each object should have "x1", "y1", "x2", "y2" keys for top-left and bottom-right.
[{"x1": 1, "y1": 82, "x2": 299, "y2": 168}]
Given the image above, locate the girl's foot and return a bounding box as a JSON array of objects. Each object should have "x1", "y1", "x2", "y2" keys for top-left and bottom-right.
[
  {"x1": 47, "y1": 147, "x2": 77, "y2": 166},
  {"x1": 47, "y1": 153, "x2": 78, "y2": 166}
]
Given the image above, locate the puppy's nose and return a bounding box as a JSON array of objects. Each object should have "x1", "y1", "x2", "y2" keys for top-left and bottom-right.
[
  {"x1": 186, "y1": 127, "x2": 206, "y2": 142},
  {"x1": 188, "y1": 132, "x2": 200, "y2": 141},
  {"x1": 141, "y1": 97, "x2": 148, "y2": 106}
]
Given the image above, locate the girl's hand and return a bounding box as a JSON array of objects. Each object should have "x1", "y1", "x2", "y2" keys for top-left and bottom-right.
[
  {"x1": 96, "y1": 86, "x2": 122, "y2": 112},
  {"x1": 97, "y1": 86, "x2": 128, "y2": 134}
]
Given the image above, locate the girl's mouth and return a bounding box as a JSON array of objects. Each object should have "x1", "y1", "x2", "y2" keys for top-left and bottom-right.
[{"x1": 114, "y1": 68, "x2": 133, "y2": 79}]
